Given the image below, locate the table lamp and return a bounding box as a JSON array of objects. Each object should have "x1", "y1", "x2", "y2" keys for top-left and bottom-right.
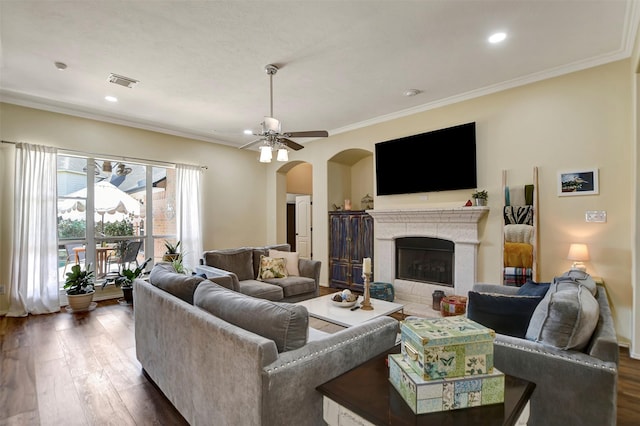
[{"x1": 567, "y1": 243, "x2": 589, "y2": 272}]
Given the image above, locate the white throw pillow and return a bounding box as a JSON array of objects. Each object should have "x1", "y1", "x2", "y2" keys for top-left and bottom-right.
[{"x1": 269, "y1": 249, "x2": 300, "y2": 276}]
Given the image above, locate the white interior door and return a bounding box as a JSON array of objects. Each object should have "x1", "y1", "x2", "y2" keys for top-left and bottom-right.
[{"x1": 295, "y1": 195, "x2": 312, "y2": 259}]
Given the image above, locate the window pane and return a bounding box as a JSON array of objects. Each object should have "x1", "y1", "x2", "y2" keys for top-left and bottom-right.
[{"x1": 152, "y1": 167, "x2": 176, "y2": 263}]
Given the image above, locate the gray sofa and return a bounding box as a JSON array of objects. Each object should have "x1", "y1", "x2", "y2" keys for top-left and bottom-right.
[
  {"x1": 471, "y1": 279, "x2": 618, "y2": 426},
  {"x1": 197, "y1": 244, "x2": 320, "y2": 302},
  {"x1": 134, "y1": 269, "x2": 398, "y2": 426}
]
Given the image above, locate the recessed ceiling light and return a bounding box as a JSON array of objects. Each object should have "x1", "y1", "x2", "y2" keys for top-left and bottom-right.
[
  {"x1": 54, "y1": 61, "x2": 67, "y2": 70},
  {"x1": 105, "y1": 96, "x2": 118, "y2": 102},
  {"x1": 488, "y1": 32, "x2": 507, "y2": 44},
  {"x1": 243, "y1": 129, "x2": 254, "y2": 135}
]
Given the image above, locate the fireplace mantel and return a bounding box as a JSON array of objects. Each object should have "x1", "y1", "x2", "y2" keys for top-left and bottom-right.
[
  {"x1": 367, "y1": 207, "x2": 489, "y2": 224},
  {"x1": 367, "y1": 206, "x2": 489, "y2": 315}
]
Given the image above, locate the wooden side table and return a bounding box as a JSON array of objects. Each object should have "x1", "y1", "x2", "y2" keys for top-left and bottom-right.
[{"x1": 317, "y1": 345, "x2": 535, "y2": 426}]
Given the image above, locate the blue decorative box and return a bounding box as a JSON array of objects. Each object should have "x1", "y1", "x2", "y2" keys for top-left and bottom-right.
[
  {"x1": 370, "y1": 282, "x2": 394, "y2": 302},
  {"x1": 400, "y1": 316, "x2": 495, "y2": 380},
  {"x1": 389, "y1": 354, "x2": 505, "y2": 414}
]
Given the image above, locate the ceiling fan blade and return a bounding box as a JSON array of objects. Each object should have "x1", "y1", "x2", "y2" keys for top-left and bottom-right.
[
  {"x1": 285, "y1": 130, "x2": 328, "y2": 138},
  {"x1": 280, "y1": 138, "x2": 304, "y2": 151},
  {"x1": 239, "y1": 138, "x2": 263, "y2": 150}
]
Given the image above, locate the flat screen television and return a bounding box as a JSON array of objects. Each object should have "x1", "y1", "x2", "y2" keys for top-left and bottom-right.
[{"x1": 375, "y1": 122, "x2": 477, "y2": 196}]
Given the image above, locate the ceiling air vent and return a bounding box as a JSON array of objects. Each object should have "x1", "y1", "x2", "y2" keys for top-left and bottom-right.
[{"x1": 107, "y1": 73, "x2": 139, "y2": 88}]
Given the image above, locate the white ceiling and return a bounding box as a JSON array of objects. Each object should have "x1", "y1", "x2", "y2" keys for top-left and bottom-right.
[{"x1": 1, "y1": 1, "x2": 638, "y2": 149}]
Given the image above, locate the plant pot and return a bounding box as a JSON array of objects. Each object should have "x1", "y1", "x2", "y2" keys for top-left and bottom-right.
[
  {"x1": 67, "y1": 291, "x2": 95, "y2": 311},
  {"x1": 121, "y1": 286, "x2": 134, "y2": 305},
  {"x1": 474, "y1": 198, "x2": 487, "y2": 206},
  {"x1": 163, "y1": 253, "x2": 180, "y2": 262}
]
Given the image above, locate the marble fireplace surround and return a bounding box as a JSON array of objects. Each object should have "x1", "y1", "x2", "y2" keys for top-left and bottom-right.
[{"x1": 367, "y1": 207, "x2": 489, "y2": 317}]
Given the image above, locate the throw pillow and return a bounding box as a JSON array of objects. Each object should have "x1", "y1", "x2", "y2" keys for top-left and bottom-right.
[
  {"x1": 194, "y1": 280, "x2": 308, "y2": 352},
  {"x1": 526, "y1": 284, "x2": 599, "y2": 350},
  {"x1": 517, "y1": 280, "x2": 551, "y2": 297},
  {"x1": 269, "y1": 249, "x2": 300, "y2": 276},
  {"x1": 257, "y1": 255, "x2": 288, "y2": 280},
  {"x1": 467, "y1": 291, "x2": 544, "y2": 338}
]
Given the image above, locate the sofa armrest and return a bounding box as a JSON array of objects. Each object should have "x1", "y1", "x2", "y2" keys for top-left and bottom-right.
[
  {"x1": 194, "y1": 265, "x2": 240, "y2": 292},
  {"x1": 472, "y1": 283, "x2": 521, "y2": 295},
  {"x1": 298, "y1": 258, "x2": 321, "y2": 286},
  {"x1": 261, "y1": 316, "x2": 398, "y2": 426},
  {"x1": 494, "y1": 334, "x2": 617, "y2": 426}
]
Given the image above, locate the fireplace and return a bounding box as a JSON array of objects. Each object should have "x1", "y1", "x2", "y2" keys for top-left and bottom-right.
[
  {"x1": 396, "y1": 237, "x2": 454, "y2": 286},
  {"x1": 367, "y1": 207, "x2": 489, "y2": 312}
]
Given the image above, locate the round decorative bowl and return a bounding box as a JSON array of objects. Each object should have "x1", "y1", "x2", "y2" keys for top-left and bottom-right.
[{"x1": 331, "y1": 297, "x2": 359, "y2": 308}]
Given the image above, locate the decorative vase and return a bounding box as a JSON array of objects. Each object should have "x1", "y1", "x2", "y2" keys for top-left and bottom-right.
[
  {"x1": 67, "y1": 291, "x2": 95, "y2": 311},
  {"x1": 163, "y1": 253, "x2": 180, "y2": 262},
  {"x1": 474, "y1": 198, "x2": 487, "y2": 206},
  {"x1": 432, "y1": 290, "x2": 445, "y2": 310}
]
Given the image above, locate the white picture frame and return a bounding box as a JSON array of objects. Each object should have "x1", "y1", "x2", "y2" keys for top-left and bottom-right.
[{"x1": 558, "y1": 168, "x2": 599, "y2": 196}]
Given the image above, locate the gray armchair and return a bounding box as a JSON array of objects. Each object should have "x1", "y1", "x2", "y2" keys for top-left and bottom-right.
[{"x1": 471, "y1": 283, "x2": 618, "y2": 426}]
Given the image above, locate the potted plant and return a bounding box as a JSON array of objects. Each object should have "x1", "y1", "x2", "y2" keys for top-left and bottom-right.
[
  {"x1": 64, "y1": 263, "x2": 95, "y2": 311},
  {"x1": 163, "y1": 240, "x2": 181, "y2": 262},
  {"x1": 171, "y1": 253, "x2": 187, "y2": 274},
  {"x1": 471, "y1": 190, "x2": 488, "y2": 206},
  {"x1": 108, "y1": 257, "x2": 152, "y2": 305}
]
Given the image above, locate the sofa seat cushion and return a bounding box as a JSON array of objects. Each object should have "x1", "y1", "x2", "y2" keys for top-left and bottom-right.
[
  {"x1": 238, "y1": 280, "x2": 284, "y2": 301},
  {"x1": 149, "y1": 262, "x2": 205, "y2": 304},
  {"x1": 263, "y1": 276, "x2": 316, "y2": 297},
  {"x1": 526, "y1": 282, "x2": 599, "y2": 351},
  {"x1": 467, "y1": 291, "x2": 544, "y2": 338},
  {"x1": 204, "y1": 247, "x2": 254, "y2": 281},
  {"x1": 194, "y1": 280, "x2": 308, "y2": 352}
]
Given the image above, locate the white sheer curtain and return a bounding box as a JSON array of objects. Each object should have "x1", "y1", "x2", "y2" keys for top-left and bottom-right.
[
  {"x1": 8, "y1": 143, "x2": 60, "y2": 316},
  {"x1": 176, "y1": 164, "x2": 203, "y2": 271}
]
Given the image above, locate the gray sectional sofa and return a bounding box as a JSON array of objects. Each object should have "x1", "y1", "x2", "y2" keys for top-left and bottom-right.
[
  {"x1": 470, "y1": 272, "x2": 618, "y2": 426},
  {"x1": 135, "y1": 265, "x2": 399, "y2": 425},
  {"x1": 196, "y1": 244, "x2": 320, "y2": 302}
]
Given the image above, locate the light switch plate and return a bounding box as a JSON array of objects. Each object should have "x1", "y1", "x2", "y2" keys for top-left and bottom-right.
[{"x1": 585, "y1": 210, "x2": 607, "y2": 223}]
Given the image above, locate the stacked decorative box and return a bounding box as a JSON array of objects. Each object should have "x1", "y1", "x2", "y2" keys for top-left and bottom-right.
[{"x1": 389, "y1": 316, "x2": 505, "y2": 414}]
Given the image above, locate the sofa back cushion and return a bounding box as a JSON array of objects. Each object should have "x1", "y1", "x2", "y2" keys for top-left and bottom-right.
[
  {"x1": 194, "y1": 280, "x2": 309, "y2": 352},
  {"x1": 203, "y1": 247, "x2": 254, "y2": 281},
  {"x1": 149, "y1": 262, "x2": 205, "y2": 304}
]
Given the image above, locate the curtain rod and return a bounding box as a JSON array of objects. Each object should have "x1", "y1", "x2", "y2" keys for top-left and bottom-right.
[{"x1": 1, "y1": 140, "x2": 208, "y2": 170}]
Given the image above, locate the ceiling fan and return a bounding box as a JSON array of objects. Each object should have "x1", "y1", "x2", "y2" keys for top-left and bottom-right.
[{"x1": 239, "y1": 64, "x2": 328, "y2": 161}]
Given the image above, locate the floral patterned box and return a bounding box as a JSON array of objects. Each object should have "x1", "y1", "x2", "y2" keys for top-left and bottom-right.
[
  {"x1": 400, "y1": 316, "x2": 495, "y2": 380},
  {"x1": 388, "y1": 354, "x2": 505, "y2": 415}
]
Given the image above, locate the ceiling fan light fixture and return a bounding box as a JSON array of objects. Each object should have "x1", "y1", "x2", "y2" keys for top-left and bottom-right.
[
  {"x1": 276, "y1": 147, "x2": 289, "y2": 162},
  {"x1": 259, "y1": 145, "x2": 273, "y2": 163},
  {"x1": 263, "y1": 117, "x2": 281, "y2": 133}
]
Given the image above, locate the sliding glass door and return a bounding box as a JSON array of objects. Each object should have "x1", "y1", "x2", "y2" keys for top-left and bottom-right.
[{"x1": 57, "y1": 155, "x2": 176, "y2": 284}]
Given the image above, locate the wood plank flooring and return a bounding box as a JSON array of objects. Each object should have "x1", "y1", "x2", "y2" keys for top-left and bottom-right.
[{"x1": 1, "y1": 299, "x2": 639, "y2": 425}]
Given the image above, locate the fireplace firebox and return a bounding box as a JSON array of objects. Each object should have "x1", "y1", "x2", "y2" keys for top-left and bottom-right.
[{"x1": 396, "y1": 237, "x2": 454, "y2": 287}]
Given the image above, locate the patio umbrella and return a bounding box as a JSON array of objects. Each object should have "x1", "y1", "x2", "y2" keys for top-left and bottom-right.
[{"x1": 58, "y1": 181, "x2": 141, "y2": 228}]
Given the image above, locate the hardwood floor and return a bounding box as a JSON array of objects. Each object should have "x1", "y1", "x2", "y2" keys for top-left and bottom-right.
[{"x1": 1, "y1": 299, "x2": 639, "y2": 425}]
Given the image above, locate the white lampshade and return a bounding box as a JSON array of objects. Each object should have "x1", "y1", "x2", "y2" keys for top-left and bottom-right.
[
  {"x1": 567, "y1": 243, "x2": 589, "y2": 271},
  {"x1": 259, "y1": 145, "x2": 272, "y2": 163},
  {"x1": 276, "y1": 147, "x2": 289, "y2": 162}
]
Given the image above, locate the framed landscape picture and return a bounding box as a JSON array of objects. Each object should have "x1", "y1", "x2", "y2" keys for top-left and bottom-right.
[{"x1": 558, "y1": 169, "x2": 599, "y2": 196}]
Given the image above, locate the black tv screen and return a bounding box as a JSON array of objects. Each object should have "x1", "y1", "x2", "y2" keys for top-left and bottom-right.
[{"x1": 375, "y1": 122, "x2": 477, "y2": 196}]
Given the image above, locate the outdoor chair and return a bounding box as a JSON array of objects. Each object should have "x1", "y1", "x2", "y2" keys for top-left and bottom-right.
[
  {"x1": 63, "y1": 243, "x2": 85, "y2": 274},
  {"x1": 108, "y1": 240, "x2": 142, "y2": 272}
]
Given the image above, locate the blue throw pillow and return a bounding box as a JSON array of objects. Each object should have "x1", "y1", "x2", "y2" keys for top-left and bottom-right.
[
  {"x1": 517, "y1": 280, "x2": 550, "y2": 297},
  {"x1": 467, "y1": 291, "x2": 544, "y2": 338}
]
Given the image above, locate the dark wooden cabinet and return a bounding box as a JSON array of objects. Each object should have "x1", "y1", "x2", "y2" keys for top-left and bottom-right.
[{"x1": 329, "y1": 211, "x2": 374, "y2": 290}]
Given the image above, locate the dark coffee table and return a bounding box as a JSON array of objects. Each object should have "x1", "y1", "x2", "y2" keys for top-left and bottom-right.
[{"x1": 317, "y1": 345, "x2": 535, "y2": 426}]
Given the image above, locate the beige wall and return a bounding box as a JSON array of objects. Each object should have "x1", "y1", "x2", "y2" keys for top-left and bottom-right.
[
  {"x1": 632, "y1": 22, "x2": 640, "y2": 357},
  {"x1": 278, "y1": 59, "x2": 634, "y2": 343},
  {"x1": 286, "y1": 162, "x2": 312, "y2": 195},
  {"x1": 351, "y1": 156, "x2": 374, "y2": 210},
  {"x1": 0, "y1": 103, "x2": 269, "y2": 311}
]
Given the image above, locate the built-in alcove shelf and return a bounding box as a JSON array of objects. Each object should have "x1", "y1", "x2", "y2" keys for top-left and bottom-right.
[{"x1": 367, "y1": 207, "x2": 490, "y2": 317}]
